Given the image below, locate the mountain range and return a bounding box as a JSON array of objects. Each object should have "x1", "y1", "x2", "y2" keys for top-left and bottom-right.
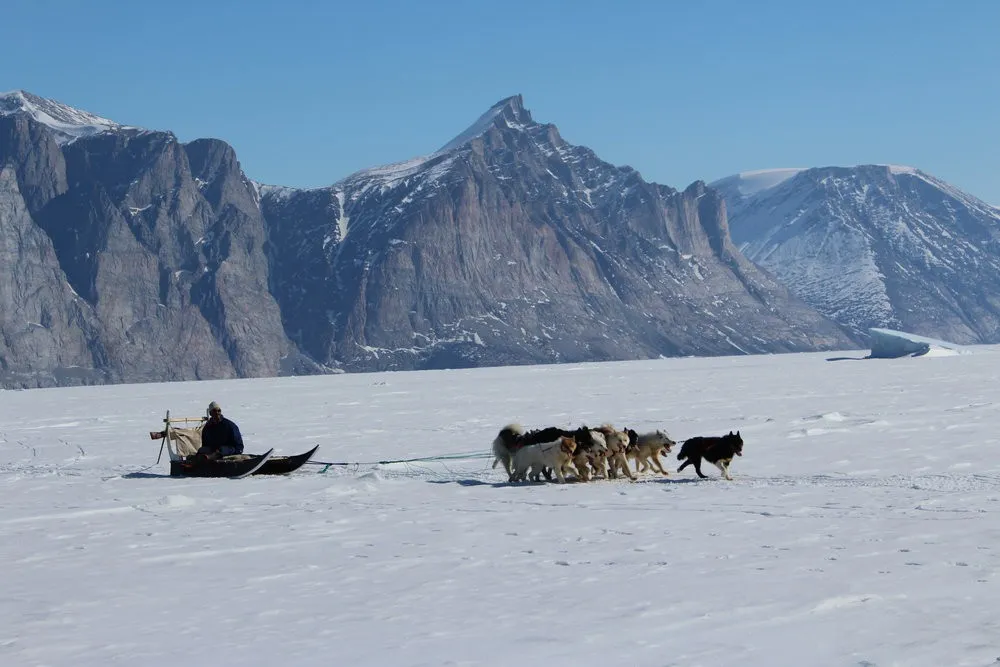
[
  {"x1": 1, "y1": 89, "x2": 994, "y2": 387},
  {"x1": 712, "y1": 166, "x2": 1000, "y2": 343},
  {"x1": 257, "y1": 95, "x2": 850, "y2": 373}
]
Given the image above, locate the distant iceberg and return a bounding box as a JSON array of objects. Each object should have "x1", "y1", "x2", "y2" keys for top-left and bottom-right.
[{"x1": 867, "y1": 328, "x2": 966, "y2": 358}]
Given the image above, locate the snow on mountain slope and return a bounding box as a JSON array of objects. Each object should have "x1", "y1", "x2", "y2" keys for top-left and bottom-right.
[
  {"x1": 332, "y1": 94, "x2": 534, "y2": 204},
  {"x1": 711, "y1": 168, "x2": 806, "y2": 200},
  {"x1": 713, "y1": 165, "x2": 1000, "y2": 343},
  {"x1": 435, "y1": 95, "x2": 521, "y2": 154},
  {"x1": 0, "y1": 90, "x2": 136, "y2": 143}
]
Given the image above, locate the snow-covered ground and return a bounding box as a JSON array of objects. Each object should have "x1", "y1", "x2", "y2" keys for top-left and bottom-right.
[{"x1": 2, "y1": 349, "x2": 1000, "y2": 666}]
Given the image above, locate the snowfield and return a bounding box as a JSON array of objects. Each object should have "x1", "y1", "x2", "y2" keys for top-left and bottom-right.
[{"x1": 2, "y1": 348, "x2": 1000, "y2": 666}]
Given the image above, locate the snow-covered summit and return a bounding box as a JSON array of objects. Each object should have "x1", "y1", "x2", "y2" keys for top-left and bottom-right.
[
  {"x1": 314, "y1": 95, "x2": 544, "y2": 205},
  {"x1": 276, "y1": 95, "x2": 542, "y2": 202},
  {"x1": 436, "y1": 94, "x2": 530, "y2": 154},
  {"x1": 710, "y1": 168, "x2": 807, "y2": 199},
  {"x1": 711, "y1": 165, "x2": 945, "y2": 201},
  {"x1": 0, "y1": 89, "x2": 135, "y2": 144}
]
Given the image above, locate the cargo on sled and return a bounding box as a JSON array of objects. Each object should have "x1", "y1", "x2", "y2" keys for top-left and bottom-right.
[{"x1": 149, "y1": 411, "x2": 319, "y2": 478}]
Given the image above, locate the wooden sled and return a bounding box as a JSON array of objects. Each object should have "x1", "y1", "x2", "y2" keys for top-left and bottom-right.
[{"x1": 151, "y1": 411, "x2": 319, "y2": 478}]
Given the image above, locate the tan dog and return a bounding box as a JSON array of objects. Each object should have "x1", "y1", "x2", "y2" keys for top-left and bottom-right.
[
  {"x1": 625, "y1": 429, "x2": 676, "y2": 475},
  {"x1": 510, "y1": 436, "x2": 577, "y2": 483},
  {"x1": 596, "y1": 425, "x2": 635, "y2": 481},
  {"x1": 569, "y1": 429, "x2": 608, "y2": 482}
]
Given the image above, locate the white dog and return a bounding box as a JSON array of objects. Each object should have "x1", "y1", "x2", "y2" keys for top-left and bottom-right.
[{"x1": 510, "y1": 436, "x2": 577, "y2": 483}]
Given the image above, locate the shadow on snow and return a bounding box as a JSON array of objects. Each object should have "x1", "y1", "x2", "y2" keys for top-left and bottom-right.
[{"x1": 430, "y1": 476, "x2": 711, "y2": 488}]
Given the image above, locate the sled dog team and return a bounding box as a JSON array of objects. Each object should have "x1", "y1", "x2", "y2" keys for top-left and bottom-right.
[{"x1": 492, "y1": 423, "x2": 744, "y2": 483}]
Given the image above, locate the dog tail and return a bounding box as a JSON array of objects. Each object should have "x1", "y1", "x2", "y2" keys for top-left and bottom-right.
[
  {"x1": 498, "y1": 423, "x2": 524, "y2": 438},
  {"x1": 492, "y1": 424, "x2": 525, "y2": 469},
  {"x1": 494, "y1": 424, "x2": 524, "y2": 450}
]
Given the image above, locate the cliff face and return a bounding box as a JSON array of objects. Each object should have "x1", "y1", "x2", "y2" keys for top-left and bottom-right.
[
  {"x1": 0, "y1": 100, "x2": 318, "y2": 387},
  {"x1": 262, "y1": 96, "x2": 853, "y2": 371},
  {"x1": 0, "y1": 91, "x2": 855, "y2": 387}
]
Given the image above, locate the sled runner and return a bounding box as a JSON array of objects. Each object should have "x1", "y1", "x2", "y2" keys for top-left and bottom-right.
[
  {"x1": 150, "y1": 411, "x2": 319, "y2": 478},
  {"x1": 167, "y1": 445, "x2": 320, "y2": 478},
  {"x1": 170, "y1": 449, "x2": 276, "y2": 479}
]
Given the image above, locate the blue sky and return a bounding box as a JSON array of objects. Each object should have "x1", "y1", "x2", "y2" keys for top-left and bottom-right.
[{"x1": 4, "y1": 0, "x2": 998, "y2": 202}]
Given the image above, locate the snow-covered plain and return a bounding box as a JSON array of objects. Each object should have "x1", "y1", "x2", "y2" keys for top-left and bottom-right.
[{"x1": 2, "y1": 348, "x2": 1000, "y2": 666}]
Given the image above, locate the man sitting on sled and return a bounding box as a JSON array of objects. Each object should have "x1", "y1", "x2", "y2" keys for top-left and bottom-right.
[{"x1": 196, "y1": 401, "x2": 244, "y2": 460}]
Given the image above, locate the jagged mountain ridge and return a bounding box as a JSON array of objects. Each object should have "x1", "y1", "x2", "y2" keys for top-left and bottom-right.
[
  {"x1": 714, "y1": 165, "x2": 1000, "y2": 343},
  {"x1": 260, "y1": 95, "x2": 852, "y2": 370},
  {"x1": 0, "y1": 90, "x2": 852, "y2": 387}
]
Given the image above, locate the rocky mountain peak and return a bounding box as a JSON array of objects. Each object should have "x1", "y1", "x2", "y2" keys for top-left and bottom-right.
[{"x1": 436, "y1": 94, "x2": 534, "y2": 154}]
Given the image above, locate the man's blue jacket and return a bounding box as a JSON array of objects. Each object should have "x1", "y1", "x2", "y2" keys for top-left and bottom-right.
[{"x1": 202, "y1": 417, "x2": 244, "y2": 454}]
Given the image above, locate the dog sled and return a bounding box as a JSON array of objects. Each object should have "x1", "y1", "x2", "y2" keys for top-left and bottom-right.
[{"x1": 149, "y1": 411, "x2": 319, "y2": 478}]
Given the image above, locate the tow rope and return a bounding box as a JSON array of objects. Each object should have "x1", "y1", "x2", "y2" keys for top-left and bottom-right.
[{"x1": 303, "y1": 451, "x2": 492, "y2": 473}]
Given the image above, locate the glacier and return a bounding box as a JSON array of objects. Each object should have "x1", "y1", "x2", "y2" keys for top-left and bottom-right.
[{"x1": 867, "y1": 327, "x2": 966, "y2": 358}]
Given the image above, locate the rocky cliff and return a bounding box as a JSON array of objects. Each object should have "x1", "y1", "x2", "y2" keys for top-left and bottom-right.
[
  {"x1": 0, "y1": 90, "x2": 855, "y2": 387},
  {"x1": 260, "y1": 96, "x2": 853, "y2": 371},
  {"x1": 0, "y1": 92, "x2": 318, "y2": 387}
]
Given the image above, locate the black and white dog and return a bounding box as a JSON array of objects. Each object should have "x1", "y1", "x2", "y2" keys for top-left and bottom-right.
[
  {"x1": 492, "y1": 424, "x2": 568, "y2": 477},
  {"x1": 676, "y1": 431, "x2": 743, "y2": 480}
]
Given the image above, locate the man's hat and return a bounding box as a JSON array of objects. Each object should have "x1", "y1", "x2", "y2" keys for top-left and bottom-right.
[{"x1": 207, "y1": 401, "x2": 221, "y2": 416}]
